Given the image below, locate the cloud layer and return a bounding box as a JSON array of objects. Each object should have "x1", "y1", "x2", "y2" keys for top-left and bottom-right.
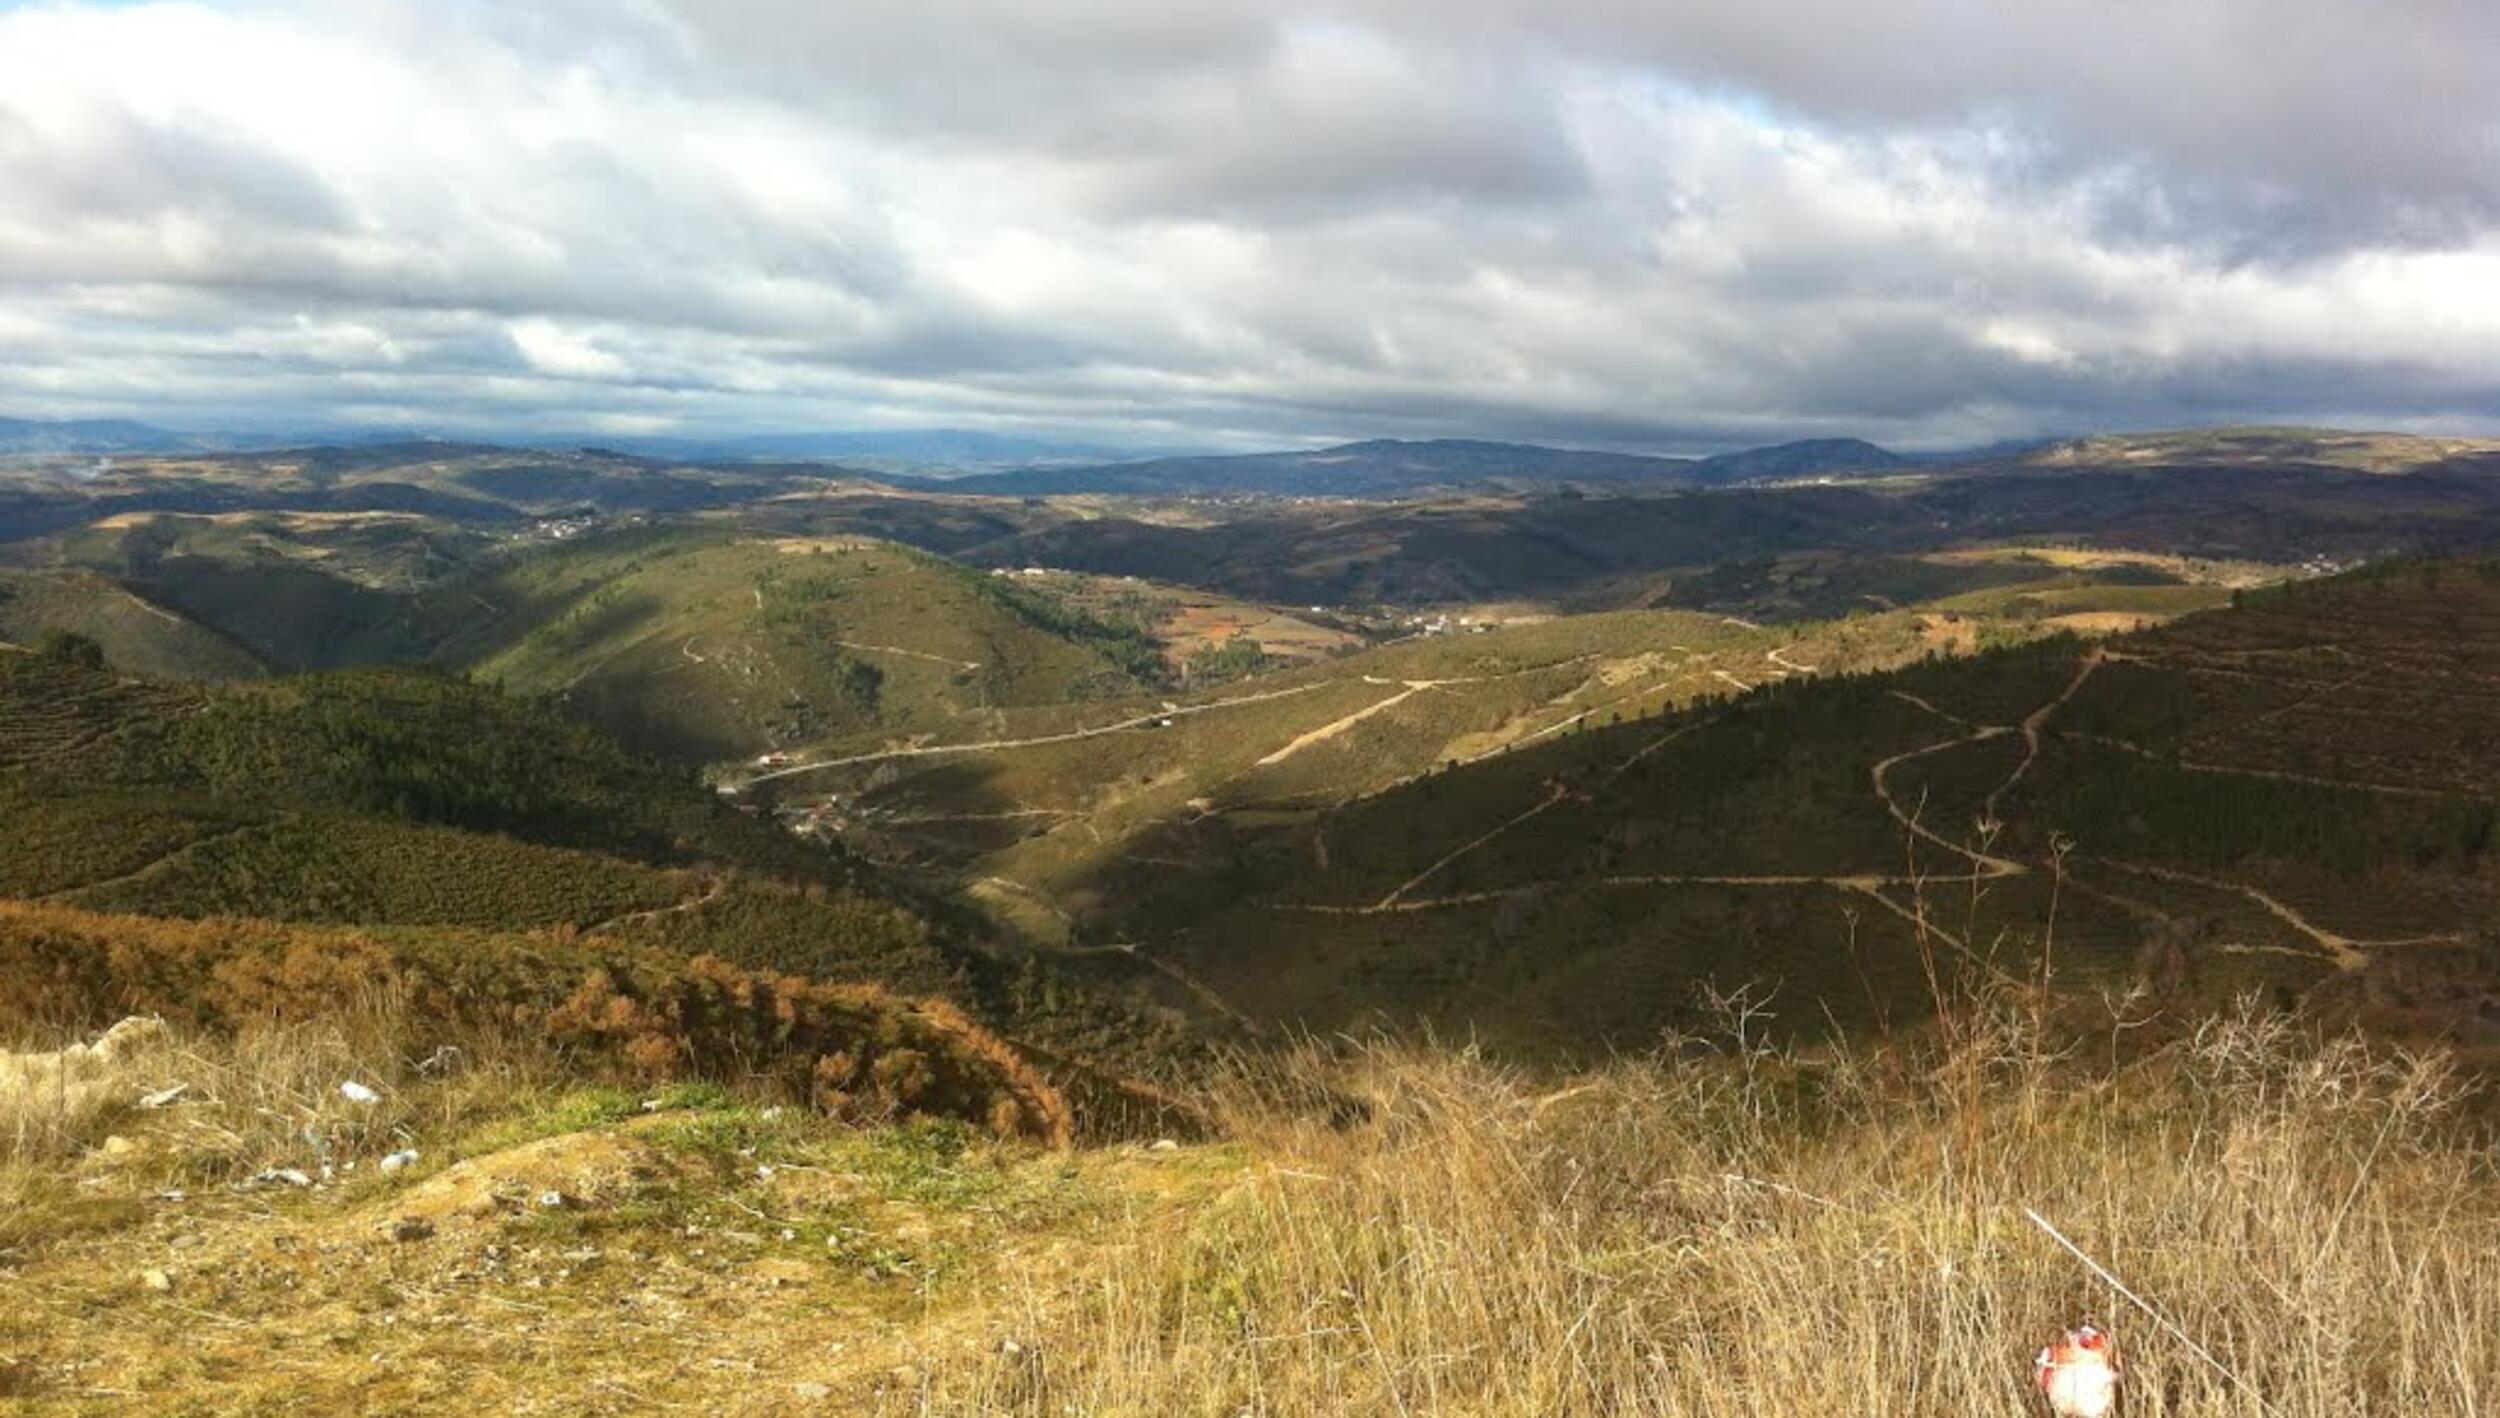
[{"x1": 2, "y1": 0, "x2": 2497, "y2": 450}]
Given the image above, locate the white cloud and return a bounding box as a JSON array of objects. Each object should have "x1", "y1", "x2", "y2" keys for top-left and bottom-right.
[
  {"x1": 0, "y1": 0, "x2": 2495, "y2": 449},
  {"x1": 508, "y1": 320, "x2": 630, "y2": 380}
]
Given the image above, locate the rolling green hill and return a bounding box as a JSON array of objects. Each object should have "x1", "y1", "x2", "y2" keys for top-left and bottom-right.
[{"x1": 434, "y1": 527, "x2": 1163, "y2": 762}]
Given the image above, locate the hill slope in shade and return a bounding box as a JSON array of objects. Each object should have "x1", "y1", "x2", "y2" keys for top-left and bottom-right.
[
  {"x1": 1064, "y1": 559, "x2": 2500, "y2": 1056},
  {"x1": 0, "y1": 569, "x2": 263, "y2": 680},
  {"x1": 931, "y1": 462, "x2": 2500, "y2": 608}
]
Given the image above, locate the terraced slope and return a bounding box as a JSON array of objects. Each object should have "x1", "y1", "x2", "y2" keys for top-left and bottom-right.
[
  {"x1": 1064, "y1": 560, "x2": 2500, "y2": 1056},
  {"x1": 740, "y1": 603, "x2": 1964, "y2": 945},
  {"x1": 0, "y1": 655, "x2": 1195, "y2": 1077},
  {"x1": 0, "y1": 646, "x2": 196, "y2": 769}
]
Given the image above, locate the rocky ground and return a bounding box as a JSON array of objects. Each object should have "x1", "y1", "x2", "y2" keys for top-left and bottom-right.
[{"x1": 0, "y1": 1024, "x2": 1233, "y2": 1414}]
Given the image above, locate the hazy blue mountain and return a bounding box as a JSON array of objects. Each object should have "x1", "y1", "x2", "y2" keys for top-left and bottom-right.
[
  {"x1": 902, "y1": 438, "x2": 1702, "y2": 497},
  {"x1": 1683, "y1": 438, "x2": 1913, "y2": 485},
  {"x1": 0, "y1": 417, "x2": 199, "y2": 454},
  {"x1": 614, "y1": 428, "x2": 1156, "y2": 469}
]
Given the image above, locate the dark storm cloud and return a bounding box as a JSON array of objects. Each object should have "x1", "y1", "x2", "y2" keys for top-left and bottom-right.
[
  {"x1": 0, "y1": 0, "x2": 2496, "y2": 449},
  {"x1": 632, "y1": 0, "x2": 2500, "y2": 253}
]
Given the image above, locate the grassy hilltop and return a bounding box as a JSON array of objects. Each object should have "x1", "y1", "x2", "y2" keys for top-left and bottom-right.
[{"x1": 440, "y1": 527, "x2": 1162, "y2": 762}]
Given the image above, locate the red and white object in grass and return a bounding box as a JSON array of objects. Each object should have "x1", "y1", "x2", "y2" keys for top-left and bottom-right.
[{"x1": 2035, "y1": 1322, "x2": 2120, "y2": 1417}]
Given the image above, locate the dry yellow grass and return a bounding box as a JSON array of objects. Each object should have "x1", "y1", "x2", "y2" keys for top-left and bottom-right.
[
  {"x1": 906, "y1": 1009, "x2": 2500, "y2": 1416},
  {"x1": 4, "y1": 993, "x2": 2497, "y2": 1413},
  {"x1": 0, "y1": 1010, "x2": 1224, "y2": 1413}
]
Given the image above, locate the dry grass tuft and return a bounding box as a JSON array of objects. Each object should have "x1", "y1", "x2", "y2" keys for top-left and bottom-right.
[{"x1": 902, "y1": 1002, "x2": 2500, "y2": 1416}]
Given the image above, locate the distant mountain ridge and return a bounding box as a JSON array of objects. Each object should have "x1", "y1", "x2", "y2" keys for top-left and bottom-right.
[
  {"x1": 21, "y1": 415, "x2": 2493, "y2": 492},
  {"x1": 611, "y1": 428, "x2": 1155, "y2": 469},
  {"x1": 0, "y1": 419, "x2": 1154, "y2": 468},
  {"x1": 1684, "y1": 437, "x2": 1911, "y2": 485},
  {"x1": 868, "y1": 437, "x2": 1683, "y2": 498},
  {"x1": 0, "y1": 417, "x2": 202, "y2": 455},
  {"x1": 0, "y1": 418, "x2": 441, "y2": 457},
  {"x1": 886, "y1": 435, "x2": 1924, "y2": 498}
]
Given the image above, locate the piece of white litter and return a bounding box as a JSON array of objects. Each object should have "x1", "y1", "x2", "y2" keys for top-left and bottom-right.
[
  {"x1": 339, "y1": 1081, "x2": 381, "y2": 1104},
  {"x1": 378, "y1": 1149, "x2": 420, "y2": 1174},
  {"x1": 138, "y1": 1083, "x2": 190, "y2": 1109},
  {"x1": 251, "y1": 1168, "x2": 314, "y2": 1189}
]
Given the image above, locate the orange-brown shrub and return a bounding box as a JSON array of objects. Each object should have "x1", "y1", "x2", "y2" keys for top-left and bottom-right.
[{"x1": 0, "y1": 900, "x2": 1069, "y2": 1143}]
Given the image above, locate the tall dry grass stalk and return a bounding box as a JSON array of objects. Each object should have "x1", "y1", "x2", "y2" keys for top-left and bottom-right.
[
  {"x1": 909, "y1": 1003, "x2": 2499, "y2": 1416},
  {"x1": 0, "y1": 992, "x2": 569, "y2": 1252}
]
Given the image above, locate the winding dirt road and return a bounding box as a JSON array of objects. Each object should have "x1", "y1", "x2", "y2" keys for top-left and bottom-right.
[
  {"x1": 1253, "y1": 680, "x2": 1445, "y2": 768},
  {"x1": 745, "y1": 680, "x2": 1334, "y2": 781},
  {"x1": 1271, "y1": 642, "x2": 2453, "y2": 979}
]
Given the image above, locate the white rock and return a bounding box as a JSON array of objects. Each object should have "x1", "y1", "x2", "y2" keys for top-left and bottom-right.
[
  {"x1": 251, "y1": 1167, "x2": 314, "y2": 1189},
  {"x1": 378, "y1": 1149, "x2": 420, "y2": 1174},
  {"x1": 141, "y1": 1268, "x2": 172, "y2": 1293},
  {"x1": 338, "y1": 1081, "x2": 381, "y2": 1105},
  {"x1": 1147, "y1": 1138, "x2": 1180, "y2": 1152}
]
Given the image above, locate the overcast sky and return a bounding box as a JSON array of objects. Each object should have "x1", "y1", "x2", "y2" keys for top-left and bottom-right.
[{"x1": 3, "y1": 0, "x2": 2498, "y2": 452}]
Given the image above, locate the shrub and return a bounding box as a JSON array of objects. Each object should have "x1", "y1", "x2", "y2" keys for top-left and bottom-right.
[{"x1": 0, "y1": 901, "x2": 1069, "y2": 1143}]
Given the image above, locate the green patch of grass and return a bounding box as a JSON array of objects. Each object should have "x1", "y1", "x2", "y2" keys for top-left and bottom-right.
[
  {"x1": 0, "y1": 1176, "x2": 147, "y2": 1253},
  {"x1": 858, "y1": 1117, "x2": 1000, "y2": 1207},
  {"x1": 453, "y1": 1086, "x2": 646, "y2": 1156},
  {"x1": 646, "y1": 1105, "x2": 816, "y2": 1169}
]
